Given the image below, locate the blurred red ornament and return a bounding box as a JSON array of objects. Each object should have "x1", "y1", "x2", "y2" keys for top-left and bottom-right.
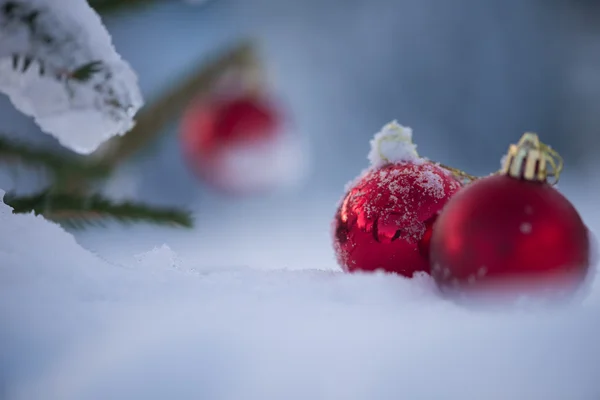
[
  {"x1": 333, "y1": 122, "x2": 463, "y2": 277},
  {"x1": 180, "y1": 93, "x2": 303, "y2": 194},
  {"x1": 430, "y1": 133, "x2": 591, "y2": 298}
]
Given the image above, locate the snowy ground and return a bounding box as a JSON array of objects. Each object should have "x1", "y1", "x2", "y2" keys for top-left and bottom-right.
[{"x1": 1, "y1": 175, "x2": 600, "y2": 400}]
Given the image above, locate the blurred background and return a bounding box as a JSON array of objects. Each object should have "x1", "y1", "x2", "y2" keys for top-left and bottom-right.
[{"x1": 1, "y1": 0, "x2": 599, "y2": 270}]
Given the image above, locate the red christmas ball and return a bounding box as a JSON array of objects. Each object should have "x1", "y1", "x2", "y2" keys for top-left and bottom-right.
[
  {"x1": 333, "y1": 162, "x2": 462, "y2": 277},
  {"x1": 430, "y1": 174, "x2": 591, "y2": 298},
  {"x1": 180, "y1": 94, "x2": 300, "y2": 194}
]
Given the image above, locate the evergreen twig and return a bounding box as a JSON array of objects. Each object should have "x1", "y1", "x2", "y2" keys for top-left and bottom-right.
[
  {"x1": 3, "y1": 190, "x2": 194, "y2": 229},
  {"x1": 0, "y1": 136, "x2": 110, "y2": 178},
  {"x1": 88, "y1": 0, "x2": 161, "y2": 14},
  {"x1": 0, "y1": 1, "x2": 203, "y2": 230},
  {"x1": 89, "y1": 41, "x2": 258, "y2": 168}
]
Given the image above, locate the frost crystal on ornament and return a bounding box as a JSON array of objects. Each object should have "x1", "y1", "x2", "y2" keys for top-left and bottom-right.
[
  {"x1": 0, "y1": 0, "x2": 143, "y2": 154},
  {"x1": 367, "y1": 121, "x2": 419, "y2": 167}
]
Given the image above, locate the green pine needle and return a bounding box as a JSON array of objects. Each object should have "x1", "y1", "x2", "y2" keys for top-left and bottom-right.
[
  {"x1": 88, "y1": 0, "x2": 160, "y2": 14},
  {"x1": 3, "y1": 190, "x2": 194, "y2": 229},
  {"x1": 0, "y1": 136, "x2": 110, "y2": 179},
  {"x1": 10, "y1": 55, "x2": 105, "y2": 82},
  {"x1": 70, "y1": 61, "x2": 104, "y2": 82}
]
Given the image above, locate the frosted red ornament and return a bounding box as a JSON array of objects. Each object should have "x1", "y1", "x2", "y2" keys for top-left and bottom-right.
[
  {"x1": 333, "y1": 122, "x2": 463, "y2": 277},
  {"x1": 430, "y1": 133, "x2": 591, "y2": 299},
  {"x1": 180, "y1": 93, "x2": 304, "y2": 194}
]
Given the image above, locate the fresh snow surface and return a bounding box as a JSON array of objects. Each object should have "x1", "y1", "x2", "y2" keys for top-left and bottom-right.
[
  {"x1": 367, "y1": 121, "x2": 419, "y2": 167},
  {"x1": 0, "y1": 0, "x2": 143, "y2": 154},
  {"x1": 0, "y1": 188, "x2": 599, "y2": 400}
]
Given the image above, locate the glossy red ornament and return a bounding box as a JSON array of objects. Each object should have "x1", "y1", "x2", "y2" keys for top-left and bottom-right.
[
  {"x1": 180, "y1": 94, "x2": 294, "y2": 194},
  {"x1": 430, "y1": 135, "x2": 591, "y2": 298},
  {"x1": 333, "y1": 162, "x2": 462, "y2": 277}
]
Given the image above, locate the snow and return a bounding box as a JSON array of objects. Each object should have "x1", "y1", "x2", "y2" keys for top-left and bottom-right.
[
  {"x1": 0, "y1": 0, "x2": 143, "y2": 154},
  {"x1": 367, "y1": 120, "x2": 419, "y2": 167},
  {"x1": 413, "y1": 166, "x2": 448, "y2": 199},
  {"x1": 1, "y1": 187, "x2": 600, "y2": 399},
  {"x1": 213, "y1": 131, "x2": 308, "y2": 193}
]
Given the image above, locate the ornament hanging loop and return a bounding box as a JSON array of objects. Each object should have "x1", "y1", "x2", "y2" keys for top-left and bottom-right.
[
  {"x1": 540, "y1": 141, "x2": 563, "y2": 185},
  {"x1": 438, "y1": 163, "x2": 478, "y2": 184},
  {"x1": 500, "y1": 132, "x2": 563, "y2": 185}
]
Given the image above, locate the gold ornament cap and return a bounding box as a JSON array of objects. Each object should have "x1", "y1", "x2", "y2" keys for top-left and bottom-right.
[{"x1": 500, "y1": 132, "x2": 563, "y2": 185}]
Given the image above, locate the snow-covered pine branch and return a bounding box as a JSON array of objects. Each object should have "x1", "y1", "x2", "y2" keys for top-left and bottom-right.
[{"x1": 0, "y1": 0, "x2": 143, "y2": 154}]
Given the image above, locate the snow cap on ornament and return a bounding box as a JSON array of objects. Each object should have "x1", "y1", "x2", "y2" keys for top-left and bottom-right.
[
  {"x1": 367, "y1": 121, "x2": 419, "y2": 167},
  {"x1": 430, "y1": 132, "x2": 593, "y2": 304}
]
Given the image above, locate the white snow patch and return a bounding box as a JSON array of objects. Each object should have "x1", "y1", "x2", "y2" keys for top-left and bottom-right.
[
  {"x1": 134, "y1": 244, "x2": 181, "y2": 270},
  {"x1": 367, "y1": 121, "x2": 419, "y2": 167},
  {"x1": 0, "y1": 190, "x2": 599, "y2": 399},
  {"x1": 0, "y1": 0, "x2": 143, "y2": 154},
  {"x1": 414, "y1": 166, "x2": 446, "y2": 199}
]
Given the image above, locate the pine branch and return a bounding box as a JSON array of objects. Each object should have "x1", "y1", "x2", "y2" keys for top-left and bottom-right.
[
  {"x1": 11, "y1": 54, "x2": 104, "y2": 81},
  {"x1": 89, "y1": 41, "x2": 259, "y2": 168},
  {"x1": 2, "y1": 1, "x2": 143, "y2": 132},
  {"x1": 88, "y1": 0, "x2": 161, "y2": 14},
  {"x1": 4, "y1": 4, "x2": 106, "y2": 84},
  {"x1": 0, "y1": 136, "x2": 110, "y2": 179},
  {"x1": 3, "y1": 190, "x2": 193, "y2": 228}
]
